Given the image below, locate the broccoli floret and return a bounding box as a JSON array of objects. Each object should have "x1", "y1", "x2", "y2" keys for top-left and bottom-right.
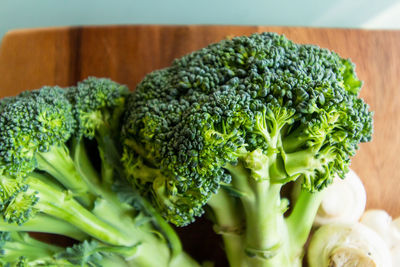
[
  {"x1": 68, "y1": 77, "x2": 128, "y2": 140},
  {"x1": 0, "y1": 86, "x2": 132, "y2": 245},
  {"x1": 122, "y1": 33, "x2": 373, "y2": 266},
  {"x1": 67, "y1": 77, "x2": 129, "y2": 185},
  {"x1": 0, "y1": 86, "x2": 92, "y2": 204},
  {"x1": 0, "y1": 80, "x2": 199, "y2": 267}
]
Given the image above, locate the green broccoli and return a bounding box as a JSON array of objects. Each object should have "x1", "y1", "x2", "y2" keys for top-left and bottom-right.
[
  {"x1": 0, "y1": 79, "x2": 199, "y2": 267},
  {"x1": 121, "y1": 33, "x2": 373, "y2": 266},
  {"x1": 0, "y1": 231, "x2": 135, "y2": 267},
  {"x1": 67, "y1": 77, "x2": 128, "y2": 185},
  {"x1": 0, "y1": 231, "x2": 68, "y2": 266}
]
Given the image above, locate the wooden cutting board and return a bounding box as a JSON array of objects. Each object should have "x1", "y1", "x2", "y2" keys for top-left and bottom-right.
[{"x1": 0, "y1": 25, "x2": 399, "y2": 219}]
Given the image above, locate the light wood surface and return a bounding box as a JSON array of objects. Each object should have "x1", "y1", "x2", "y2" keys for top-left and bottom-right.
[{"x1": 0, "y1": 25, "x2": 399, "y2": 219}]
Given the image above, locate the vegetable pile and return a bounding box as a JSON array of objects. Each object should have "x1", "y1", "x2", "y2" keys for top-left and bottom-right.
[
  {"x1": 0, "y1": 79, "x2": 197, "y2": 266},
  {"x1": 0, "y1": 32, "x2": 376, "y2": 267}
]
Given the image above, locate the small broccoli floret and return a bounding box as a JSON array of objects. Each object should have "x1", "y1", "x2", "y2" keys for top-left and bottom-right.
[
  {"x1": 67, "y1": 77, "x2": 129, "y2": 185},
  {"x1": 0, "y1": 86, "x2": 91, "y2": 201},
  {"x1": 67, "y1": 77, "x2": 129, "y2": 139},
  {"x1": 122, "y1": 33, "x2": 373, "y2": 266},
  {"x1": 0, "y1": 85, "x2": 135, "y2": 245}
]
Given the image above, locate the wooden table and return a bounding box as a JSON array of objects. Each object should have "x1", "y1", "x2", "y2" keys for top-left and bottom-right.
[{"x1": 0, "y1": 25, "x2": 399, "y2": 223}]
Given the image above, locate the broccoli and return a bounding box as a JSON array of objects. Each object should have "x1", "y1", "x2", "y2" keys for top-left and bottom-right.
[
  {"x1": 67, "y1": 77, "x2": 129, "y2": 185},
  {"x1": 0, "y1": 231, "x2": 136, "y2": 267},
  {"x1": 0, "y1": 231, "x2": 68, "y2": 266},
  {"x1": 121, "y1": 33, "x2": 373, "y2": 266},
  {"x1": 0, "y1": 79, "x2": 199, "y2": 267}
]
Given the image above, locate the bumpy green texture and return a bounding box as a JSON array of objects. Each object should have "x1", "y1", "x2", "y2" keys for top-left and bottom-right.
[
  {"x1": 67, "y1": 77, "x2": 129, "y2": 140},
  {"x1": 0, "y1": 87, "x2": 74, "y2": 177},
  {"x1": 122, "y1": 32, "x2": 373, "y2": 227}
]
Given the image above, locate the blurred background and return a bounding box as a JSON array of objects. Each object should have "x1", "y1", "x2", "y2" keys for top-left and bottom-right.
[{"x1": 1, "y1": 0, "x2": 400, "y2": 42}]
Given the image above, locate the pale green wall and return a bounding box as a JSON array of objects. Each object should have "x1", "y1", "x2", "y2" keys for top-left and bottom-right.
[{"x1": 0, "y1": 0, "x2": 399, "y2": 42}]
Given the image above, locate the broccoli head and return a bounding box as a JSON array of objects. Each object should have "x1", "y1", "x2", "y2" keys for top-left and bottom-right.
[
  {"x1": 121, "y1": 32, "x2": 373, "y2": 266},
  {"x1": 67, "y1": 77, "x2": 129, "y2": 140},
  {"x1": 0, "y1": 86, "x2": 75, "y2": 177},
  {"x1": 122, "y1": 32, "x2": 372, "y2": 226}
]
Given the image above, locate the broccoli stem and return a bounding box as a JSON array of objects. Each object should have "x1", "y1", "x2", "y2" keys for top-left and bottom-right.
[
  {"x1": 35, "y1": 145, "x2": 94, "y2": 206},
  {"x1": 96, "y1": 132, "x2": 120, "y2": 186},
  {"x1": 0, "y1": 214, "x2": 86, "y2": 241},
  {"x1": 208, "y1": 188, "x2": 246, "y2": 267},
  {"x1": 72, "y1": 139, "x2": 135, "y2": 219},
  {"x1": 286, "y1": 189, "x2": 325, "y2": 260},
  {"x1": 26, "y1": 174, "x2": 136, "y2": 246},
  {"x1": 138, "y1": 195, "x2": 184, "y2": 260},
  {"x1": 1, "y1": 232, "x2": 64, "y2": 262},
  {"x1": 73, "y1": 140, "x2": 153, "y2": 244},
  {"x1": 72, "y1": 134, "x2": 140, "y2": 233},
  {"x1": 72, "y1": 138, "x2": 196, "y2": 267},
  {"x1": 243, "y1": 182, "x2": 289, "y2": 267},
  {"x1": 213, "y1": 153, "x2": 320, "y2": 266},
  {"x1": 100, "y1": 254, "x2": 131, "y2": 267},
  {"x1": 227, "y1": 162, "x2": 290, "y2": 267},
  {"x1": 61, "y1": 142, "x2": 198, "y2": 266},
  {"x1": 283, "y1": 148, "x2": 321, "y2": 177}
]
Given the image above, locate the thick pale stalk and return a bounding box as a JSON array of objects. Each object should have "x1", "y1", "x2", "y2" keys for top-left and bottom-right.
[
  {"x1": 225, "y1": 163, "x2": 291, "y2": 267},
  {"x1": 242, "y1": 182, "x2": 290, "y2": 267},
  {"x1": 208, "y1": 189, "x2": 246, "y2": 267}
]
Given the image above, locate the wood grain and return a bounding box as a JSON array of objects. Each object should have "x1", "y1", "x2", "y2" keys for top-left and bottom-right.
[{"x1": 0, "y1": 25, "x2": 399, "y2": 219}]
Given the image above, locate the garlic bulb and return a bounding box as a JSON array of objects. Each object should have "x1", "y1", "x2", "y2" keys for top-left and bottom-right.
[
  {"x1": 307, "y1": 223, "x2": 392, "y2": 267},
  {"x1": 314, "y1": 169, "x2": 366, "y2": 226}
]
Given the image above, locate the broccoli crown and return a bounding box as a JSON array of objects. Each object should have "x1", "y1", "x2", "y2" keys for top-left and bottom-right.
[
  {"x1": 122, "y1": 32, "x2": 373, "y2": 225},
  {"x1": 0, "y1": 87, "x2": 75, "y2": 176},
  {"x1": 67, "y1": 77, "x2": 129, "y2": 139}
]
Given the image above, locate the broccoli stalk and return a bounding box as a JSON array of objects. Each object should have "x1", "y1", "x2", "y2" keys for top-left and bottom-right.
[
  {"x1": 0, "y1": 213, "x2": 86, "y2": 241},
  {"x1": 122, "y1": 33, "x2": 373, "y2": 266},
  {"x1": 0, "y1": 231, "x2": 149, "y2": 267},
  {"x1": 0, "y1": 231, "x2": 70, "y2": 266},
  {"x1": 34, "y1": 144, "x2": 95, "y2": 206}
]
